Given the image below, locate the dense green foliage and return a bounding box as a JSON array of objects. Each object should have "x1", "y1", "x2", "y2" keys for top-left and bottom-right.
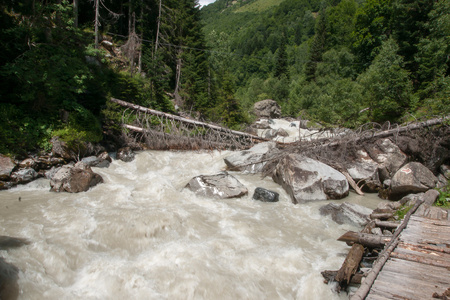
[
  {"x1": 0, "y1": 0, "x2": 221, "y2": 155},
  {"x1": 1, "y1": 0, "x2": 448, "y2": 156},
  {"x1": 201, "y1": 0, "x2": 450, "y2": 126}
]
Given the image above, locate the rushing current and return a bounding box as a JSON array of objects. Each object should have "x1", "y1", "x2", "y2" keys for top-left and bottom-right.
[{"x1": 0, "y1": 150, "x2": 385, "y2": 299}]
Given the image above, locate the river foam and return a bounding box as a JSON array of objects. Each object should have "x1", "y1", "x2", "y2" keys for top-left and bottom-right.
[{"x1": 0, "y1": 150, "x2": 383, "y2": 299}]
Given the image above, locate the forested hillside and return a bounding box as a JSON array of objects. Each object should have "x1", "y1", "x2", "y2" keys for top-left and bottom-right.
[
  {"x1": 0, "y1": 0, "x2": 227, "y2": 156},
  {"x1": 201, "y1": 0, "x2": 450, "y2": 127},
  {"x1": 1, "y1": 0, "x2": 448, "y2": 156}
]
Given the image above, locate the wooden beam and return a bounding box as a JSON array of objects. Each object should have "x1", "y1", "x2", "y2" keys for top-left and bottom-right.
[
  {"x1": 338, "y1": 231, "x2": 391, "y2": 248},
  {"x1": 111, "y1": 97, "x2": 268, "y2": 142}
]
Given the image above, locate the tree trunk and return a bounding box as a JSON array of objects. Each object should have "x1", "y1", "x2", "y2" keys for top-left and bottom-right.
[
  {"x1": 94, "y1": 0, "x2": 99, "y2": 48},
  {"x1": 338, "y1": 231, "x2": 392, "y2": 248},
  {"x1": 73, "y1": 0, "x2": 79, "y2": 28},
  {"x1": 335, "y1": 244, "x2": 365, "y2": 288},
  {"x1": 154, "y1": 0, "x2": 162, "y2": 54}
]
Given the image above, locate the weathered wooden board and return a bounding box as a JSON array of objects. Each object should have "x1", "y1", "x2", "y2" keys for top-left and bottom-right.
[{"x1": 364, "y1": 212, "x2": 450, "y2": 300}]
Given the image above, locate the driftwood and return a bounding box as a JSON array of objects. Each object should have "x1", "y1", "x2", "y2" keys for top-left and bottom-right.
[
  {"x1": 374, "y1": 220, "x2": 400, "y2": 229},
  {"x1": 350, "y1": 199, "x2": 424, "y2": 300},
  {"x1": 321, "y1": 270, "x2": 364, "y2": 285},
  {"x1": 370, "y1": 212, "x2": 394, "y2": 220},
  {"x1": 338, "y1": 231, "x2": 391, "y2": 248},
  {"x1": 335, "y1": 244, "x2": 365, "y2": 288}
]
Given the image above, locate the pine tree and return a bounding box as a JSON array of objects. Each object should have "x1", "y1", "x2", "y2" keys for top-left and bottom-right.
[{"x1": 305, "y1": 5, "x2": 328, "y2": 81}]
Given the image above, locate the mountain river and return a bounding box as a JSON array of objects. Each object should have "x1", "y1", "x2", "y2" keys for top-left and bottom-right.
[{"x1": 0, "y1": 150, "x2": 386, "y2": 299}]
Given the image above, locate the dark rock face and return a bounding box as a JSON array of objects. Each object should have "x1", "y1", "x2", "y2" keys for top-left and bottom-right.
[
  {"x1": 0, "y1": 155, "x2": 15, "y2": 181},
  {"x1": 50, "y1": 162, "x2": 103, "y2": 193},
  {"x1": 0, "y1": 257, "x2": 19, "y2": 300},
  {"x1": 253, "y1": 99, "x2": 281, "y2": 119},
  {"x1": 51, "y1": 137, "x2": 106, "y2": 160},
  {"x1": 390, "y1": 162, "x2": 438, "y2": 197},
  {"x1": 320, "y1": 202, "x2": 373, "y2": 227},
  {"x1": 272, "y1": 154, "x2": 349, "y2": 203},
  {"x1": 252, "y1": 187, "x2": 279, "y2": 202},
  {"x1": 185, "y1": 172, "x2": 248, "y2": 199},
  {"x1": 116, "y1": 147, "x2": 135, "y2": 162}
]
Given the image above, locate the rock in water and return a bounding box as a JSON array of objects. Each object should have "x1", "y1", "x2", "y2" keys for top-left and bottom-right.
[
  {"x1": 390, "y1": 162, "x2": 438, "y2": 197},
  {"x1": 272, "y1": 154, "x2": 349, "y2": 203},
  {"x1": 185, "y1": 172, "x2": 248, "y2": 199},
  {"x1": 252, "y1": 187, "x2": 279, "y2": 202},
  {"x1": 117, "y1": 147, "x2": 135, "y2": 162},
  {"x1": 320, "y1": 202, "x2": 373, "y2": 227},
  {"x1": 50, "y1": 162, "x2": 103, "y2": 193}
]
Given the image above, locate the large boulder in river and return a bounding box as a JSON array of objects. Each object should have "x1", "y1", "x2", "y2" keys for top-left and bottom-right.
[
  {"x1": 253, "y1": 99, "x2": 281, "y2": 119},
  {"x1": 50, "y1": 162, "x2": 103, "y2": 193},
  {"x1": 320, "y1": 202, "x2": 373, "y2": 227},
  {"x1": 390, "y1": 162, "x2": 438, "y2": 197},
  {"x1": 185, "y1": 172, "x2": 248, "y2": 199},
  {"x1": 364, "y1": 138, "x2": 408, "y2": 181},
  {"x1": 0, "y1": 155, "x2": 15, "y2": 181},
  {"x1": 224, "y1": 142, "x2": 278, "y2": 173},
  {"x1": 272, "y1": 154, "x2": 349, "y2": 203},
  {"x1": 10, "y1": 168, "x2": 39, "y2": 184}
]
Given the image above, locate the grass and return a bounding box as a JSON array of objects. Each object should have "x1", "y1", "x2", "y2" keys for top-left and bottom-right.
[{"x1": 235, "y1": 0, "x2": 286, "y2": 13}]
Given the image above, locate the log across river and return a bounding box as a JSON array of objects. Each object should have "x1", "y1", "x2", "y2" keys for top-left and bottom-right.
[{"x1": 0, "y1": 150, "x2": 389, "y2": 299}]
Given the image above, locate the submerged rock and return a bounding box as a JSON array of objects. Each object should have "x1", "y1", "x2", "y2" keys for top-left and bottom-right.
[
  {"x1": 185, "y1": 172, "x2": 248, "y2": 199},
  {"x1": 252, "y1": 187, "x2": 279, "y2": 202},
  {"x1": 81, "y1": 152, "x2": 112, "y2": 168},
  {"x1": 320, "y1": 202, "x2": 373, "y2": 227},
  {"x1": 50, "y1": 162, "x2": 103, "y2": 193},
  {"x1": 117, "y1": 147, "x2": 135, "y2": 162},
  {"x1": 272, "y1": 154, "x2": 349, "y2": 203}
]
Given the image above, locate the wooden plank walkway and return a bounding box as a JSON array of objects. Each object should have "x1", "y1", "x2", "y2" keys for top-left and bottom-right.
[{"x1": 364, "y1": 211, "x2": 450, "y2": 300}]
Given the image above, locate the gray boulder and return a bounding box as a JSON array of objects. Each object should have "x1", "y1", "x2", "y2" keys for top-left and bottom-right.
[
  {"x1": 185, "y1": 172, "x2": 248, "y2": 199},
  {"x1": 253, "y1": 99, "x2": 281, "y2": 119},
  {"x1": 345, "y1": 149, "x2": 381, "y2": 192},
  {"x1": 117, "y1": 147, "x2": 135, "y2": 162},
  {"x1": 11, "y1": 168, "x2": 38, "y2": 184},
  {"x1": 252, "y1": 187, "x2": 279, "y2": 202},
  {"x1": 320, "y1": 202, "x2": 373, "y2": 227},
  {"x1": 272, "y1": 154, "x2": 349, "y2": 203},
  {"x1": 224, "y1": 142, "x2": 277, "y2": 173},
  {"x1": 365, "y1": 138, "x2": 408, "y2": 181},
  {"x1": 18, "y1": 158, "x2": 37, "y2": 169},
  {"x1": 81, "y1": 152, "x2": 112, "y2": 168},
  {"x1": 0, "y1": 155, "x2": 15, "y2": 181},
  {"x1": 50, "y1": 162, "x2": 103, "y2": 193},
  {"x1": 390, "y1": 162, "x2": 438, "y2": 196}
]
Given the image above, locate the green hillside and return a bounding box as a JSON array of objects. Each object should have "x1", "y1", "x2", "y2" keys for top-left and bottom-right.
[{"x1": 201, "y1": 0, "x2": 450, "y2": 127}]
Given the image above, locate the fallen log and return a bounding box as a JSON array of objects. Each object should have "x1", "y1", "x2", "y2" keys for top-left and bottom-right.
[
  {"x1": 321, "y1": 270, "x2": 364, "y2": 285},
  {"x1": 374, "y1": 220, "x2": 400, "y2": 229},
  {"x1": 111, "y1": 98, "x2": 268, "y2": 142},
  {"x1": 338, "y1": 231, "x2": 391, "y2": 248},
  {"x1": 335, "y1": 244, "x2": 365, "y2": 288},
  {"x1": 370, "y1": 212, "x2": 394, "y2": 220}
]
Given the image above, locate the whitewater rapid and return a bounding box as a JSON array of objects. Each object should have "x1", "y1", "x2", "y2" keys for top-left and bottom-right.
[{"x1": 0, "y1": 150, "x2": 384, "y2": 299}]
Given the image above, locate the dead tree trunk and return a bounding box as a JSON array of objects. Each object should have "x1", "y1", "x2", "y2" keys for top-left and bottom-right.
[
  {"x1": 335, "y1": 244, "x2": 365, "y2": 288},
  {"x1": 338, "y1": 231, "x2": 391, "y2": 248}
]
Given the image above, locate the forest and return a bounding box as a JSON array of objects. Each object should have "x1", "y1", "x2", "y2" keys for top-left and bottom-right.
[{"x1": 0, "y1": 0, "x2": 449, "y2": 156}]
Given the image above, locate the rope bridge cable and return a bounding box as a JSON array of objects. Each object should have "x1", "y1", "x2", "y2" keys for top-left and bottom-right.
[{"x1": 110, "y1": 98, "x2": 269, "y2": 150}]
